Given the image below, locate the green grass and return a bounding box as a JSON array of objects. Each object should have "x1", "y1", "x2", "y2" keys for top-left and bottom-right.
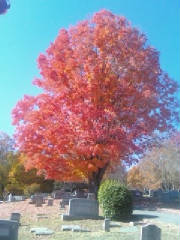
[
  {"x1": 3, "y1": 199, "x2": 179, "y2": 240},
  {"x1": 18, "y1": 212, "x2": 180, "y2": 240}
]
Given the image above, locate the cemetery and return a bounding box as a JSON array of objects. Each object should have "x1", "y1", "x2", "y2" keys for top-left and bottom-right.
[
  {"x1": 0, "y1": 2, "x2": 179, "y2": 240},
  {"x1": 0, "y1": 189, "x2": 179, "y2": 240}
]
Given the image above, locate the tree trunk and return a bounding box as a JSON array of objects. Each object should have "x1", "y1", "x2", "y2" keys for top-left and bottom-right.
[
  {"x1": 0, "y1": 184, "x2": 5, "y2": 200},
  {"x1": 88, "y1": 163, "x2": 109, "y2": 199}
]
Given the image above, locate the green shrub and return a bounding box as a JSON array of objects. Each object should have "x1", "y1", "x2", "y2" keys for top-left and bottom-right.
[
  {"x1": 39, "y1": 179, "x2": 54, "y2": 193},
  {"x1": 5, "y1": 183, "x2": 24, "y2": 195},
  {"x1": 24, "y1": 183, "x2": 41, "y2": 196},
  {"x1": 98, "y1": 180, "x2": 133, "y2": 220}
]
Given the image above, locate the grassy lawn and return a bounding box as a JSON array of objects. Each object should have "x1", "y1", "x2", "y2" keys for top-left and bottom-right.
[
  {"x1": 19, "y1": 215, "x2": 180, "y2": 240},
  {"x1": 19, "y1": 215, "x2": 140, "y2": 240},
  {"x1": 0, "y1": 199, "x2": 179, "y2": 240}
]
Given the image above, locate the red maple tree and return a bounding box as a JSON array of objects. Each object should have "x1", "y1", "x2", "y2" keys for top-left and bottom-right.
[{"x1": 12, "y1": 10, "x2": 179, "y2": 195}]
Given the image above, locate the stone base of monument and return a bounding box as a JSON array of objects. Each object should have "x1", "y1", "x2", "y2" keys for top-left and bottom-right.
[
  {"x1": 61, "y1": 214, "x2": 99, "y2": 221},
  {"x1": 61, "y1": 225, "x2": 90, "y2": 232},
  {"x1": 30, "y1": 227, "x2": 54, "y2": 235},
  {"x1": 37, "y1": 214, "x2": 48, "y2": 220}
]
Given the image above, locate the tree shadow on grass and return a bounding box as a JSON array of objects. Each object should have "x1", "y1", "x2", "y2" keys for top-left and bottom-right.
[
  {"x1": 133, "y1": 206, "x2": 157, "y2": 211},
  {"x1": 108, "y1": 213, "x2": 158, "y2": 223},
  {"x1": 131, "y1": 213, "x2": 158, "y2": 222}
]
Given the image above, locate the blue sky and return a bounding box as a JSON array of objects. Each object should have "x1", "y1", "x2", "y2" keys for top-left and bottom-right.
[{"x1": 0, "y1": 0, "x2": 179, "y2": 136}]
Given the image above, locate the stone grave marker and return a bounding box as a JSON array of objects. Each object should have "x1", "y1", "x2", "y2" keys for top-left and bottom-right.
[
  {"x1": 35, "y1": 196, "x2": 43, "y2": 207},
  {"x1": 62, "y1": 225, "x2": 81, "y2": 231},
  {"x1": 13, "y1": 196, "x2": 25, "y2": 201},
  {"x1": 47, "y1": 199, "x2": 53, "y2": 206},
  {"x1": 30, "y1": 227, "x2": 48, "y2": 232},
  {"x1": 103, "y1": 218, "x2": 110, "y2": 232},
  {"x1": 61, "y1": 225, "x2": 90, "y2": 232},
  {"x1": 87, "y1": 193, "x2": 96, "y2": 200},
  {"x1": 30, "y1": 227, "x2": 54, "y2": 235},
  {"x1": 60, "y1": 198, "x2": 70, "y2": 208},
  {"x1": 10, "y1": 213, "x2": 21, "y2": 225},
  {"x1": 52, "y1": 190, "x2": 64, "y2": 199},
  {"x1": 59, "y1": 192, "x2": 74, "y2": 208},
  {"x1": 29, "y1": 195, "x2": 36, "y2": 204},
  {"x1": 37, "y1": 214, "x2": 48, "y2": 220},
  {"x1": 0, "y1": 220, "x2": 19, "y2": 240},
  {"x1": 140, "y1": 224, "x2": 161, "y2": 240},
  {"x1": 62, "y1": 198, "x2": 99, "y2": 220}
]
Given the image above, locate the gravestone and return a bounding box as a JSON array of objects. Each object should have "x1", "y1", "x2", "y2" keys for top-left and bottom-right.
[
  {"x1": 10, "y1": 213, "x2": 21, "y2": 225},
  {"x1": 59, "y1": 192, "x2": 74, "y2": 208},
  {"x1": 60, "y1": 198, "x2": 70, "y2": 208},
  {"x1": 37, "y1": 214, "x2": 48, "y2": 220},
  {"x1": 62, "y1": 198, "x2": 99, "y2": 220},
  {"x1": 149, "y1": 190, "x2": 154, "y2": 197},
  {"x1": 30, "y1": 227, "x2": 54, "y2": 235},
  {"x1": 8, "y1": 193, "x2": 13, "y2": 202},
  {"x1": 103, "y1": 218, "x2": 110, "y2": 232},
  {"x1": 61, "y1": 225, "x2": 81, "y2": 231},
  {"x1": 47, "y1": 199, "x2": 53, "y2": 206},
  {"x1": 87, "y1": 193, "x2": 96, "y2": 200},
  {"x1": 41, "y1": 193, "x2": 49, "y2": 198},
  {"x1": 13, "y1": 196, "x2": 25, "y2": 201},
  {"x1": 140, "y1": 224, "x2": 161, "y2": 240},
  {"x1": 0, "y1": 220, "x2": 19, "y2": 240},
  {"x1": 73, "y1": 189, "x2": 86, "y2": 198},
  {"x1": 52, "y1": 191, "x2": 63, "y2": 199},
  {"x1": 61, "y1": 225, "x2": 90, "y2": 232},
  {"x1": 30, "y1": 195, "x2": 36, "y2": 204},
  {"x1": 30, "y1": 195, "x2": 45, "y2": 205},
  {"x1": 35, "y1": 197, "x2": 43, "y2": 207}
]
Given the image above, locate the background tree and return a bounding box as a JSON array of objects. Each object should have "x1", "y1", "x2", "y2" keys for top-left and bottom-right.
[
  {"x1": 12, "y1": 10, "x2": 179, "y2": 196},
  {"x1": 6, "y1": 160, "x2": 54, "y2": 195},
  {"x1": 105, "y1": 162, "x2": 127, "y2": 184},
  {"x1": 0, "y1": 132, "x2": 15, "y2": 199},
  {"x1": 0, "y1": 131, "x2": 14, "y2": 163},
  {"x1": 127, "y1": 165, "x2": 145, "y2": 190},
  {"x1": 127, "y1": 132, "x2": 180, "y2": 191},
  {"x1": 0, "y1": 132, "x2": 54, "y2": 197},
  {"x1": 139, "y1": 132, "x2": 180, "y2": 191}
]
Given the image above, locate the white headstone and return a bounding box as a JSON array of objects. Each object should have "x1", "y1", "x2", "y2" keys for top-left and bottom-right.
[{"x1": 8, "y1": 193, "x2": 13, "y2": 202}]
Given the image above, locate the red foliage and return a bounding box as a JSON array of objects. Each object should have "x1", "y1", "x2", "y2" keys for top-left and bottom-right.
[{"x1": 12, "y1": 10, "x2": 179, "y2": 187}]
